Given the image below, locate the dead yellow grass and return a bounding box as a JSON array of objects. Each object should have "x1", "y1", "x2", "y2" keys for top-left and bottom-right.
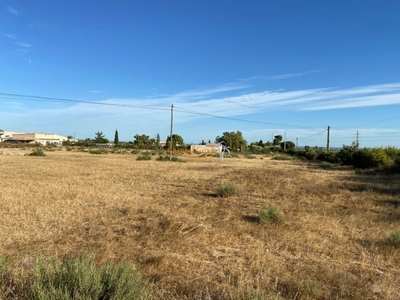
[{"x1": 0, "y1": 149, "x2": 399, "y2": 299}]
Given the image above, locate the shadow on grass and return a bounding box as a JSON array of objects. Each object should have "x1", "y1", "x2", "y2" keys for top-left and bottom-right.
[{"x1": 242, "y1": 215, "x2": 260, "y2": 224}]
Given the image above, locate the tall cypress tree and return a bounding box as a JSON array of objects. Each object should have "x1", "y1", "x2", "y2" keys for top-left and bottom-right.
[{"x1": 114, "y1": 129, "x2": 119, "y2": 144}]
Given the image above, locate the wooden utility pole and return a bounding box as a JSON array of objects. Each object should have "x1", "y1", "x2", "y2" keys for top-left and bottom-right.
[
  {"x1": 169, "y1": 104, "x2": 174, "y2": 160},
  {"x1": 327, "y1": 126, "x2": 331, "y2": 150}
]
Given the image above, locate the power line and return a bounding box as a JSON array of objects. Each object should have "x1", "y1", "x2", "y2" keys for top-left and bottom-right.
[
  {"x1": 0, "y1": 92, "x2": 171, "y2": 111},
  {"x1": 173, "y1": 105, "x2": 318, "y2": 128}
]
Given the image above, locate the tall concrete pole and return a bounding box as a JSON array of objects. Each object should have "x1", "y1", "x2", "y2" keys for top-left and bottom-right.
[{"x1": 327, "y1": 126, "x2": 331, "y2": 150}]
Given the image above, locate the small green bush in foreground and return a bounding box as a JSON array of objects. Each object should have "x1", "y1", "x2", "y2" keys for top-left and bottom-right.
[
  {"x1": 259, "y1": 206, "x2": 284, "y2": 224},
  {"x1": 0, "y1": 253, "x2": 150, "y2": 300},
  {"x1": 217, "y1": 183, "x2": 237, "y2": 197},
  {"x1": 387, "y1": 230, "x2": 400, "y2": 247},
  {"x1": 136, "y1": 154, "x2": 151, "y2": 161},
  {"x1": 29, "y1": 148, "x2": 46, "y2": 156}
]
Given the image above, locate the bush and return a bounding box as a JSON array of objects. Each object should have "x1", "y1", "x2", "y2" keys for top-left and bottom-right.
[
  {"x1": 136, "y1": 154, "x2": 151, "y2": 161},
  {"x1": 387, "y1": 230, "x2": 400, "y2": 247},
  {"x1": 89, "y1": 148, "x2": 108, "y2": 155},
  {"x1": 0, "y1": 253, "x2": 151, "y2": 300},
  {"x1": 272, "y1": 155, "x2": 296, "y2": 161},
  {"x1": 29, "y1": 148, "x2": 46, "y2": 156},
  {"x1": 317, "y1": 150, "x2": 339, "y2": 163},
  {"x1": 217, "y1": 183, "x2": 237, "y2": 197},
  {"x1": 259, "y1": 206, "x2": 284, "y2": 224},
  {"x1": 320, "y1": 161, "x2": 333, "y2": 169}
]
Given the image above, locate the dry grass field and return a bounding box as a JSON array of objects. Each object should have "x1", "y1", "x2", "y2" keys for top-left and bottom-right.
[{"x1": 1, "y1": 149, "x2": 399, "y2": 299}]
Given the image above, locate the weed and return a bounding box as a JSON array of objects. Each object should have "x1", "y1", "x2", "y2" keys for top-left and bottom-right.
[
  {"x1": 136, "y1": 154, "x2": 151, "y2": 161},
  {"x1": 217, "y1": 183, "x2": 237, "y2": 197},
  {"x1": 387, "y1": 230, "x2": 400, "y2": 247},
  {"x1": 272, "y1": 155, "x2": 295, "y2": 161},
  {"x1": 131, "y1": 149, "x2": 140, "y2": 154},
  {"x1": 29, "y1": 148, "x2": 46, "y2": 156},
  {"x1": 89, "y1": 149, "x2": 108, "y2": 155},
  {"x1": 259, "y1": 206, "x2": 284, "y2": 224},
  {"x1": 29, "y1": 253, "x2": 150, "y2": 299},
  {"x1": 156, "y1": 155, "x2": 186, "y2": 162},
  {"x1": 320, "y1": 161, "x2": 332, "y2": 169},
  {"x1": 304, "y1": 277, "x2": 322, "y2": 297}
]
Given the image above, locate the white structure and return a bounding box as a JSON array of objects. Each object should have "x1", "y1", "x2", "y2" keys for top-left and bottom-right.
[
  {"x1": 190, "y1": 143, "x2": 222, "y2": 153},
  {"x1": 0, "y1": 131, "x2": 69, "y2": 145}
]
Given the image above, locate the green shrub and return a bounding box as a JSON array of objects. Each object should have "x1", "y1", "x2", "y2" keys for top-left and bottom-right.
[
  {"x1": 217, "y1": 183, "x2": 237, "y2": 197},
  {"x1": 320, "y1": 161, "x2": 332, "y2": 169},
  {"x1": 259, "y1": 206, "x2": 284, "y2": 224},
  {"x1": 29, "y1": 148, "x2": 46, "y2": 156},
  {"x1": 317, "y1": 150, "x2": 339, "y2": 163},
  {"x1": 387, "y1": 230, "x2": 400, "y2": 247},
  {"x1": 272, "y1": 155, "x2": 295, "y2": 161},
  {"x1": 131, "y1": 149, "x2": 139, "y2": 154},
  {"x1": 156, "y1": 155, "x2": 185, "y2": 162},
  {"x1": 30, "y1": 253, "x2": 150, "y2": 300},
  {"x1": 136, "y1": 154, "x2": 151, "y2": 161},
  {"x1": 89, "y1": 148, "x2": 108, "y2": 155}
]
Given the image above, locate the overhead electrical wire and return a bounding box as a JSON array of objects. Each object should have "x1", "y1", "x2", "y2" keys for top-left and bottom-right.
[{"x1": 1, "y1": 92, "x2": 398, "y2": 142}]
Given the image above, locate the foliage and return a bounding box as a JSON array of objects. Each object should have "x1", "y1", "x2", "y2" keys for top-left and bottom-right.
[
  {"x1": 216, "y1": 131, "x2": 247, "y2": 152},
  {"x1": 136, "y1": 154, "x2": 151, "y2": 161},
  {"x1": 94, "y1": 131, "x2": 109, "y2": 143},
  {"x1": 156, "y1": 155, "x2": 186, "y2": 162},
  {"x1": 273, "y1": 135, "x2": 282, "y2": 146},
  {"x1": 0, "y1": 253, "x2": 150, "y2": 300},
  {"x1": 29, "y1": 148, "x2": 46, "y2": 156},
  {"x1": 320, "y1": 161, "x2": 333, "y2": 169},
  {"x1": 217, "y1": 183, "x2": 237, "y2": 197},
  {"x1": 166, "y1": 134, "x2": 184, "y2": 147},
  {"x1": 89, "y1": 148, "x2": 108, "y2": 155},
  {"x1": 387, "y1": 230, "x2": 400, "y2": 247},
  {"x1": 259, "y1": 206, "x2": 284, "y2": 224},
  {"x1": 134, "y1": 134, "x2": 155, "y2": 148},
  {"x1": 272, "y1": 155, "x2": 296, "y2": 161},
  {"x1": 114, "y1": 129, "x2": 119, "y2": 144}
]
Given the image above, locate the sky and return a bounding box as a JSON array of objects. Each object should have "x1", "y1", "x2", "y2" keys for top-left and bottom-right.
[{"x1": 1, "y1": 0, "x2": 400, "y2": 148}]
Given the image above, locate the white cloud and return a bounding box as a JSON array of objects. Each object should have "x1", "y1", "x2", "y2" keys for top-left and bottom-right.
[
  {"x1": 6, "y1": 6, "x2": 19, "y2": 15},
  {"x1": 88, "y1": 90, "x2": 102, "y2": 94},
  {"x1": 14, "y1": 42, "x2": 32, "y2": 48},
  {"x1": 5, "y1": 33, "x2": 17, "y2": 39}
]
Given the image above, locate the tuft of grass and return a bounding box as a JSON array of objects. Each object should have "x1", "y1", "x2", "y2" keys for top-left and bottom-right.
[
  {"x1": 304, "y1": 277, "x2": 322, "y2": 297},
  {"x1": 217, "y1": 183, "x2": 237, "y2": 197},
  {"x1": 387, "y1": 230, "x2": 400, "y2": 247},
  {"x1": 89, "y1": 148, "x2": 108, "y2": 155},
  {"x1": 29, "y1": 148, "x2": 46, "y2": 156},
  {"x1": 156, "y1": 155, "x2": 186, "y2": 162},
  {"x1": 136, "y1": 154, "x2": 151, "y2": 161},
  {"x1": 259, "y1": 206, "x2": 284, "y2": 224},
  {"x1": 31, "y1": 254, "x2": 150, "y2": 300},
  {"x1": 0, "y1": 253, "x2": 150, "y2": 300},
  {"x1": 320, "y1": 161, "x2": 333, "y2": 169},
  {"x1": 272, "y1": 155, "x2": 295, "y2": 161}
]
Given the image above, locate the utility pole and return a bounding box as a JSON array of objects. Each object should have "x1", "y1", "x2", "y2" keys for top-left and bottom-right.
[
  {"x1": 169, "y1": 104, "x2": 174, "y2": 161},
  {"x1": 284, "y1": 131, "x2": 287, "y2": 151},
  {"x1": 296, "y1": 138, "x2": 298, "y2": 148},
  {"x1": 356, "y1": 130, "x2": 360, "y2": 148},
  {"x1": 327, "y1": 126, "x2": 330, "y2": 150}
]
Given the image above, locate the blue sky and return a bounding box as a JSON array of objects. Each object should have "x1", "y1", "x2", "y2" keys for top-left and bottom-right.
[{"x1": 1, "y1": 1, "x2": 400, "y2": 147}]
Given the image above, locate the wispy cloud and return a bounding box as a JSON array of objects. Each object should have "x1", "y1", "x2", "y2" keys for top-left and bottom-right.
[
  {"x1": 6, "y1": 6, "x2": 19, "y2": 15},
  {"x1": 241, "y1": 70, "x2": 322, "y2": 82},
  {"x1": 10, "y1": 48, "x2": 33, "y2": 56},
  {"x1": 14, "y1": 42, "x2": 32, "y2": 48},
  {"x1": 5, "y1": 33, "x2": 17, "y2": 39}
]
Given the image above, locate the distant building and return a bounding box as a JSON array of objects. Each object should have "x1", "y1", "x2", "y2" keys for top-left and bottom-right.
[{"x1": 0, "y1": 131, "x2": 68, "y2": 145}]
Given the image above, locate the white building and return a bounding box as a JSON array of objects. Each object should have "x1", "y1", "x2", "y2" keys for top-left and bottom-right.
[{"x1": 0, "y1": 131, "x2": 69, "y2": 145}]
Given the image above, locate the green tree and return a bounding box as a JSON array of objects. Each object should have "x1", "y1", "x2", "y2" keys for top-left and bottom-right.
[
  {"x1": 166, "y1": 134, "x2": 184, "y2": 147},
  {"x1": 134, "y1": 134, "x2": 152, "y2": 148},
  {"x1": 114, "y1": 129, "x2": 119, "y2": 144},
  {"x1": 216, "y1": 131, "x2": 248, "y2": 152},
  {"x1": 156, "y1": 133, "x2": 160, "y2": 144},
  {"x1": 94, "y1": 131, "x2": 109, "y2": 143},
  {"x1": 273, "y1": 135, "x2": 283, "y2": 146},
  {"x1": 281, "y1": 140, "x2": 295, "y2": 150}
]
